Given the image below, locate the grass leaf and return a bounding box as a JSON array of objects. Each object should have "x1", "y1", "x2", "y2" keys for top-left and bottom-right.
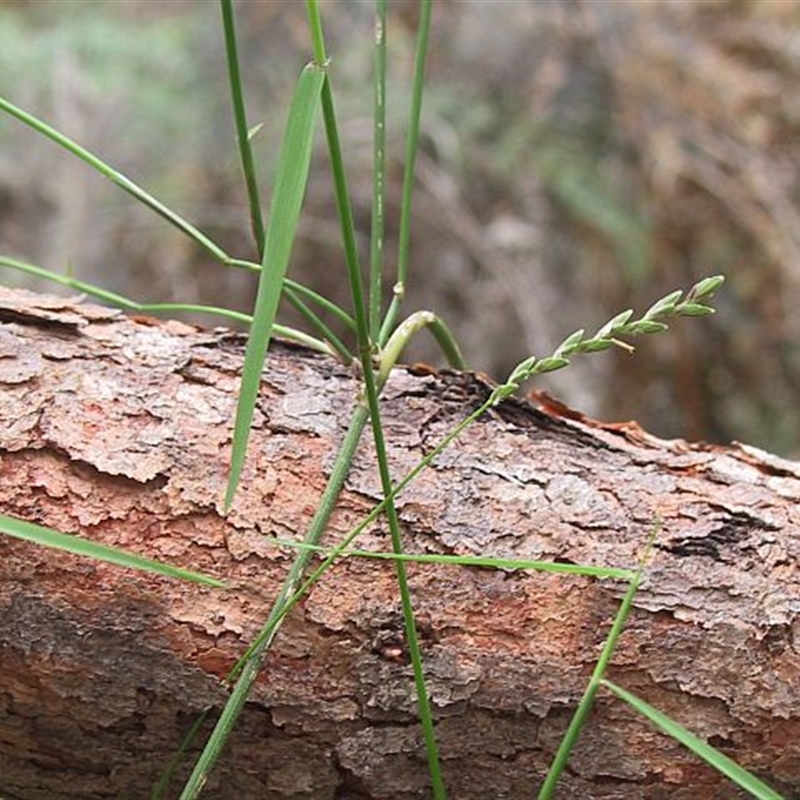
[
  {"x1": 369, "y1": 0, "x2": 387, "y2": 338},
  {"x1": 379, "y1": 0, "x2": 433, "y2": 344},
  {"x1": 263, "y1": 537, "x2": 636, "y2": 579},
  {"x1": 225, "y1": 62, "x2": 325, "y2": 510},
  {"x1": 220, "y1": 0, "x2": 266, "y2": 256},
  {"x1": 0, "y1": 95, "x2": 231, "y2": 264},
  {"x1": 602, "y1": 680, "x2": 785, "y2": 800},
  {"x1": 0, "y1": 514, "x2": 225, "y2": 588},
  {"x1": 538, "y1": 530, "x2": 653, "y2": 799},
  {"x1": 0, "y1": 256, "x2": 335, "y2": 355}
]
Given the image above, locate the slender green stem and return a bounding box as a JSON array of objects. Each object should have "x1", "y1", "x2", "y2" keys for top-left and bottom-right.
[
  {"x1": 360, "y1": 336, "x2": 448, "y2": 799},
  {"x1": 0, "y1": 256, "x2": 336, "y2": 356},
  {"x1": 308, "y1": 2, "x2": 445, "y2": 792},
  {"x1": 427, "y1": 316, "x2": 467, "y2": 371},
  {"x1": 220, "y1": 0, "x2": 266, "y2": 257},
  {"x1": 370, "y1": 0, "x2": 388, "y2": 338},
  {"x1": 179, "y1": 404, "x2": 371, "y2": 800},
  {"x1": 537, "y1": 532, "x2": 654, "y2": 800},
  {"x1": 307, "y1": 3, "x2": 371, "y2": 354},
  {"x1": 379, "y1": 310, "x2": 466, "y2": 383},
  {"x1": 379, "y1": 0, "x2": 432, "y2": 345},
  {"x1": 226, "y1": 258, "x2": 262, "y2": 272},
  {"x1": 283, "y1": 286, "x2": 353, "y2": 363},
  {"x1": 285, "y1": 277, "x2": 357, "y2": 330},
  {"x1": 306, "y1": 0, "x2": 328, "y2": 66},
  {"x1": 0, "y1": 95, "x2": 230, "y2": 265},
  {"x1": 319, "y1": 84, "x2": 371, "y2": 351}
]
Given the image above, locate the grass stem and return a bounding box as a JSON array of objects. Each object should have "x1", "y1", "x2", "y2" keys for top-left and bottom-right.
[
  {"x1": 370, "y1": 0, "x2": 388, "y2": 338},
  {"x1": 309, "y1": 2, "x2": 445, "y2": 792},
  {"x1": 220, "y1": 0, "x2": 266, "y2": 257},
  {"x1": 179, "y1": 405, "x2": 370, "y2": 799},
  {"x1": 537, "y1": 530, "x2": 654, "y2": 799},
  {"x1": 379, "y1": 0, "x2": 432, "y2": 345}
]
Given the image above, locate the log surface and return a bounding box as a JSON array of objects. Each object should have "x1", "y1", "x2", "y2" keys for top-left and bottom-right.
[{"x1": 0, "y1": 287, "x2": 798, "y2": 799}]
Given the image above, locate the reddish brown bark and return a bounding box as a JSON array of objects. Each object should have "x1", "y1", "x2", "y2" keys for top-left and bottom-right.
[{"x1": 0, "y1": 287, "x2": 798, "y2": 799}]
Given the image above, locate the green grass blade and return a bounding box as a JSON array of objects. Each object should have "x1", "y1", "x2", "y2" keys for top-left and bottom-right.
[
  {"x1": 224, "y1": 63, "x2": 325, "y2": 510},
  {"x1": 220, "y1": 0, "x2": 266, "y2": 257},
  {"x1": 0, "y1": 256, "x2": 335, "y2": 356},
  {"x1": 379, "y1": 0, "x2": 432, "y2": 345},
  {"x1": 221, "y1": 0, "x2": 355, "y2": 384},
  {"x1": 308, "y1": 2, "x2": 445, "y2": 792},
  {"x1": 601, "y1": 680, "x2": 785, "y2": 800},
  {"x1": 538, "y1": 533, "x2": 652, "y2": 799},
  {"x1": 284, "y1": 277, "x2": 356, "y2": 331},
  {"x1": 178, "y1": 404, "x2": 371, "y2": 800},
  {"x1": 0, "y1": 514, "x2": 225, "y2": 588},
  {"x1": 0, "y1": 95, "x2": 230, "y2": 264},
  {"x1": 369, "y1": 0, "x2": 388, "y2": 338},
  {"x1": 265, "y1": 538, "x2": 635, "y2": 580},
  {"x1": 379, "y1": 310, "x2": 466, "y2": 383}
]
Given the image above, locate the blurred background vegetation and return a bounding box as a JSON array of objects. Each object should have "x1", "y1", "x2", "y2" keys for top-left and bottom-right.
[{"x1": 1, "y1": 0, "x2": 799, "y2": 455}]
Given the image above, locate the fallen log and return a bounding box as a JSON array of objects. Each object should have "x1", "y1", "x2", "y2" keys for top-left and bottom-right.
[{"x1": 0, "y1": 286, "x2": 797, "y2": 799}]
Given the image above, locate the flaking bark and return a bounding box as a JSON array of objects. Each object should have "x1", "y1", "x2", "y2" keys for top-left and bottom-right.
[{"x1": 0, "y1": 287, "x2": 798, "y2": 799}]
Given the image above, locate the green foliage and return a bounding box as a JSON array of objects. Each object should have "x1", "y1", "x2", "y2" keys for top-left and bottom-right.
[
  {"x1": 225, "y1": 62, "x2": 325, "y2": 510},
  {"x1": 0, "y1": 3, "x2": 762, "y2": 800},
  {"x1": 538, "y1": 536, "x2": 649, "y2": 799},
  {"x1": 258, "y1": 538, "x2": 635, "y2": 580},
  {"x1": 0, "y1": 514, "x2": 224, "y2": 588},
  {"x1": 602, "y1": 680, "x2": 784, "y2": 800}
]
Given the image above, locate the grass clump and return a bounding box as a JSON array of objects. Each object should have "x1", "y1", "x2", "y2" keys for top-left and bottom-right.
[{"x1": 0, "y1": 2, "x2": 779, "y2": 799}]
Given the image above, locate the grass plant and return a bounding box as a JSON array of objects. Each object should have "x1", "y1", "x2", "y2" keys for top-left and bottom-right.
[
  {"x1": 0, "y1": 514, "x2": 224, "y2": 588},
  {"x1": 601, "y1": 680, "x2": 785, "y2": 800},
  {"x1": 537, "y1": 527, "x2": 655, "y2": 799},
  {"x1": 0, "y1": 1, "x2": 781, "y2": 798}
]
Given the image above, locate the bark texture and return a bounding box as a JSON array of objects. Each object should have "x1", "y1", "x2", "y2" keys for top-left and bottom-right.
[{"x1": 0, "y1": 286, "x2": 798, "y2": 800}]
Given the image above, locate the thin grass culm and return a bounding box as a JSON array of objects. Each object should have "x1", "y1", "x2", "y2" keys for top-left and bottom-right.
[
  {"x1": 224, "y1": 62, "x2": 325, "y2": 510},
  {"x1": 220, "y1": 0, "x2": 266, "y2": 255},
  {"x1": 379, "y1": 0, "x2": 433, "y2": 344},
  {"x1": 601, "y1": 681, "x2": 785, "y2": 800},
  {"x1": 370, "y1": 0, "x2": 388, "y2": 338},
  {"x1": 307, "y1": 0, "x2": 446, "y2": 793},
  {"x1": 177, "y1": 405, "x2": 371, "y2": 800},
  {"x1": 537, "y1": 525, "x2": 657, "y2": 799}
]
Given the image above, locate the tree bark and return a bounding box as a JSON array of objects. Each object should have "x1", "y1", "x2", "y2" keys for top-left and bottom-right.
[{"x1": 0, "y1": 286, "x2": 798, "y2": 800}]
